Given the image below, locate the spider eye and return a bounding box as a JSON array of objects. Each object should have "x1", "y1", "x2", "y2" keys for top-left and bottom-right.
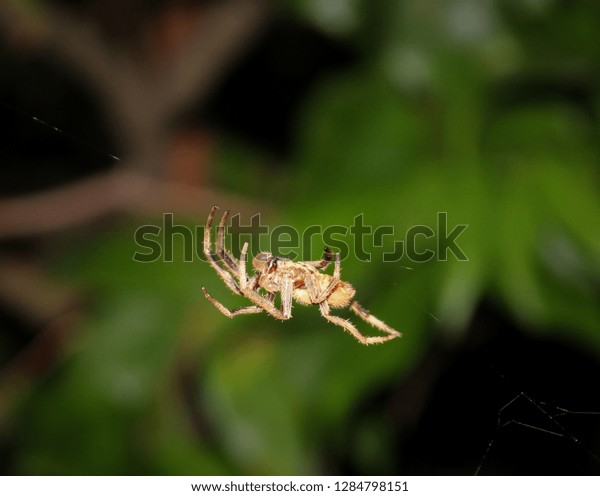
[{"x1": 252, "y1": 252, "x2": 271, "y2": 271}]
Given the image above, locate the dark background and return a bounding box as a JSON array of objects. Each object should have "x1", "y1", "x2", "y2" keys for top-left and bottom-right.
[{"x1": 0, "y1": 0, "x2": 599, "y2": 475}]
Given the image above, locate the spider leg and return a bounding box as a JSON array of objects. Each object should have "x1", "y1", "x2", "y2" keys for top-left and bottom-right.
[
  {"x1": 304, "y1": 247, "x2": 334, "y2": 269},
  {"x1": 303, "y1": 272, "x2": 321, "y2": 304},
  {"x1": 311, "y1": 252, "x2": 342, "y2": 303},
  {"x1": 319, "y1": 301, "x2": 385, "y2": 345},
  {"x1": 350, "y1": 301, "x2": 402, "y2": 340},
  {"x1": 204, "y1": 205, "x2": 242, "y2": 295},
  {"x1": 319, "y1": 301, "x2": 399, "y2": 345},
  {"x1": 216, "y1": 209, "x2": 239, "y2": 274},
  {"x1": 238, "y1": 242, "x2": 290, "y2": 320},
  {"x1": 281, "y1": 278, "x2": 294, "y2": 319},
  {"x1": 202, "y1": 287, "x2": 263, "y2": 317}
]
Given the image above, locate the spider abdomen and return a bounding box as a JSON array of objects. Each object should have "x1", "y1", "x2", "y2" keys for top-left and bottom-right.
[{"x1": 325, "y1": 280, "x2": 356, "y2": 307}]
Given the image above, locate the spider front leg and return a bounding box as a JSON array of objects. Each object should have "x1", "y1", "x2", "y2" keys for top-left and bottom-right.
[
  {"x1": 203, "y1": 206, "x2": 242, "y2": 295},
  {"x1": 238, "y1": 242, "x2": 291, "y2": 320},
  {"x1": 216, "y1": 209, "x2": 239, "y2": 274}
]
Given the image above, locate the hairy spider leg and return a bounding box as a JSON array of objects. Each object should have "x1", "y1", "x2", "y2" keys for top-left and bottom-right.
[
  {"x1": 350, "y1": 301, "x2": 402, "y2": 339},
  {"x1": 216, "y1": 208, "x2": 239, "y2": 274},
  {"x1": 313, "y1": 252, "x2": 342, "y2": 303},
  {"x1": 239, "y1": 242, "x2": 291, "y2": 320},
  {"x1": 202, "y1": 289, "x2": 277, "y2": 319},
  {"x1": 281, "y1": 278, "x2": 294, "y2": 319},
  {"x1": 203, "y1": 205, "x2": 241, "y2": 295},
  {"x1": 202, "y1": 288, "x2": 263, "y2": 317},
  {"x1": 302, "y1": 251, "x2": 342, "y2": 304},
  {"x1": 304, "y1": 247, "x2": 334, "y2": 269},
  {"x1": 319, "y1": 301, "x2": 399, "y2": 345}
]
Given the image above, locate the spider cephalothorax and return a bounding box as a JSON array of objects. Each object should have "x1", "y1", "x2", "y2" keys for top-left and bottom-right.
[{"x1": 202, "y1": 206, "x2": 401, "y2": 345}]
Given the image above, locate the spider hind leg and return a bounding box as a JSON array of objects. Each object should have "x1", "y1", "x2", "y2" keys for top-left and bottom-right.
[
  {"x1": 350, "y1": 301, "x2": 402, "y2": 340},
  {"x1": 319, "y1": 301, "x2": 400, "y2": 345}
]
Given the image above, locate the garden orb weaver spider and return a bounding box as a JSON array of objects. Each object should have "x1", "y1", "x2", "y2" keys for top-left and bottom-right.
[{"x1": 201, "y1": 206, "x2": 402, "y2": 345}]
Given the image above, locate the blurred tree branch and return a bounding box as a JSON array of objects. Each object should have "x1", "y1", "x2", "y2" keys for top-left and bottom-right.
[
  {"x1": 0, "y1": 0, "x2": 268, "y2": 150},
  {"x1": 0, "y1": 168, "x2": 264, "y2": 238},
  {"x1": 0, "y1": 0, "x2": 269, "y2": 237}
]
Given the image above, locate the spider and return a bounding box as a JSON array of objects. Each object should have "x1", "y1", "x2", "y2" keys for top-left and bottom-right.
[{"x1": 201, "y1": 206, "x2": 402, "y2": 345}]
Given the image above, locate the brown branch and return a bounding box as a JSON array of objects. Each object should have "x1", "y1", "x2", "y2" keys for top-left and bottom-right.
[
  {"x1": 0, "y1": 0, "x2": 270, "y2": 137},
  {"x1": 0, "y1": 0, "x2": 271, "y2": 235},
  {"x1": 0, "y1": 167, "x2": 267, "y2": 239}
]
